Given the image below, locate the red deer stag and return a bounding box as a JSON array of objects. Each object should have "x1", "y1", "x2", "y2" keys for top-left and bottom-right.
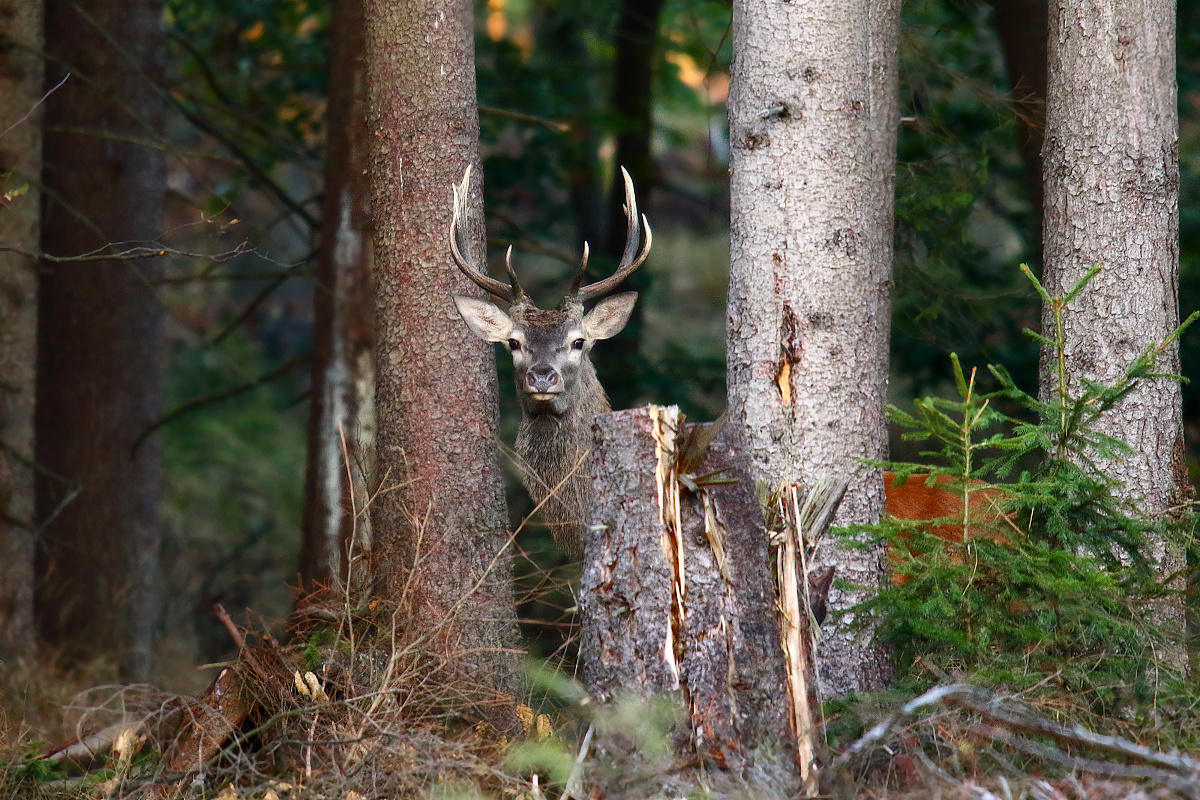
[
  {"x1": 884, "y1": 472, "x2": 1011, "y2": 583},
  {"x1": 449, "y1": 166, "x2": 651, "y2": 559},
  {"x1": 449, "y1": 168, "x2": 1007, "y2": 573}
]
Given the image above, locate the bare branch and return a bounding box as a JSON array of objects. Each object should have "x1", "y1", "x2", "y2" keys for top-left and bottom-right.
[
  {"x1": 0, "y1": 241, "x2": 260, "y2": 264},
  {"x1": 478, "y1": 104, "x2": 569, "y2": 133},
  {"x1": 132, "y1": 352, "x2": 312, "y2": 453},
  {"x1": 0, "y1": 72, "x2": 70, "y2": 140}
]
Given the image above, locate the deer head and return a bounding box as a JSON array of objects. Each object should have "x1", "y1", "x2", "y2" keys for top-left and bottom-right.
[{"x1": 450, "y1": 166, "x2": 652, "y2": 418}]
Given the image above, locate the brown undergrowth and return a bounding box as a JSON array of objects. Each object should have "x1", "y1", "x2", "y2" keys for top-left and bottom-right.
[
  {"x1": 0, "y1": 586, "x2": 540, "y2": 799},
  {"x1": 5, "y1": 568, "x2": 1200, "y2": 799}
]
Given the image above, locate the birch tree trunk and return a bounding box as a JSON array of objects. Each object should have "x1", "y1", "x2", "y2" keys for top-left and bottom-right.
[
  {"x1": 298, "y1": 0, "x2": 375, "y2": 601},
  {"x1": 1041, "y1": 0, "x2": 1184, "y2": 632},
  {"x1": 364, "y1": 0, "x2": 521, "y2": 713},
  {"x1": 0, "y1": 0, "x2": 42, "y2": 664},
  {"x1": 726, "y1": 0, "x2": 900, "y2": 695}
]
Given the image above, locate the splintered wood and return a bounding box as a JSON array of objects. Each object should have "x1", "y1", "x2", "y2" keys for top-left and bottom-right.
[
  {"x1": 773, "y1": 479, "x2": 846, "y2": 793},
  {"x1": 579, "y1": 405, "x2": 795, "y2": 774}
]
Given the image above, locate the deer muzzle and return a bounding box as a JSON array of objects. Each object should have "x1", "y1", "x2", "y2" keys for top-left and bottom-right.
[{"x1": 524, "y1": 364, "x2": 562, "y2": 398}]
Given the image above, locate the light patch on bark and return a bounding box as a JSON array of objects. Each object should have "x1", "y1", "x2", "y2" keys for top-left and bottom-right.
[
  {"x1": 726, "y1": 0, "x2": 900, "y2": 695},
  {"x1": 650, "y1": 404, "x2": 683, "y2": 688},
  {"x1": 316, "y1": 199, "x2": 356, "y2": 586}
]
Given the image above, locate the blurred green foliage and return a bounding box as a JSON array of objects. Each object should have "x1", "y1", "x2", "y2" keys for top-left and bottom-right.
[{"x1": 894, "y1": 0, "x2": 1041, "y2": 394}]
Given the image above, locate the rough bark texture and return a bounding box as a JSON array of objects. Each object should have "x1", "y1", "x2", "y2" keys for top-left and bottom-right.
[
  {"x1": 580, "y1": 407, "x2": 793, "y2": 773},
  {"x1": 990, "y1": 0, "x2": 1049, "y2": 240},
  {"x1": 37, "y1": 0, "x2": 165, "y2": 680},
  {"x1": 299, "y1": 0, "x2": 375, "y2": 600},
  {"x1": 1041, "y1": 0, "x2": 1184, "y2": 622},
  {"x1": 726, "y1": 0, "x2": 900, "y2": 695},
  {"x1": 0, "y1": 0, "x2": 43, "y2": 664},
  {"x1": 364, "y1": 0, "x2": 520, "y2": 702}
]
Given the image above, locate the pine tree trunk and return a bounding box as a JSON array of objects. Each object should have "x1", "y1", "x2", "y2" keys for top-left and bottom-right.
[
  {"x1": 604, "y1": 0, "x2": 664, "y2": 261},
  {"x1": 1041, "y1": 0, "x2": 1184, "y2": 633},
  {"x1": 532, "y1": 4, "x2": 604, "y2": 250},
  {"x1": 726, "y1": 0, "x2": 901, "y2": 695},
  {"x1": 580, "y1": 407, "x2": 795, "y2": 776},
  {"x1": 0, "y1": 0, "x2": 43, "y2": 664},
  {"x1": 37, "y1": 0, "x2": 165, "y2": 680},
  {"x1": 363, "y1": 0, "x2": 521, "y2": 711},
  {"x1": 298, "y1": 0, "x2": 375, "y2": 601}
]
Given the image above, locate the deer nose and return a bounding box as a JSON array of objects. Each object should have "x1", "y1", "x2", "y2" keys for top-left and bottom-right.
[{"x1": 525, "y1": 365, "x2": 560, "y2": 394}]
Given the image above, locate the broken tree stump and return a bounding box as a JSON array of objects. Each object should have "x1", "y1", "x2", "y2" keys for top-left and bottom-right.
[{"x1": 579, "y1": 405, "x2": 807, "y2": 776}]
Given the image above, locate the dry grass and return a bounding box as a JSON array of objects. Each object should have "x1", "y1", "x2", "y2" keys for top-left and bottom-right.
[{"x1": 4, "y1": 619, "x2": 1200, "y2": 799}]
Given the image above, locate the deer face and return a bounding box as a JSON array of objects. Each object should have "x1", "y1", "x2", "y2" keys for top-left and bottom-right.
[
  {"x1": 454, "y1": 293, "x2": 637, "y2": 415},
  {"x1": 448, "y1": 164, "x2": 650, "y2": 416}
]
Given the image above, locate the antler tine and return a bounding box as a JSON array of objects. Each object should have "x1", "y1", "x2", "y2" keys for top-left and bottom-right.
[
  {"x1": 575, "y1": 166, "x2": 653, "y2": 302},
  {"x1": 568, "y1": 241, "x2": 591, "y2": 294},
  {"x1": 503, "y1": 245, "x2": 526, "y2": 297},
  {"x1": 448, "y1": 165, "x2": 520, "y2": 303}
]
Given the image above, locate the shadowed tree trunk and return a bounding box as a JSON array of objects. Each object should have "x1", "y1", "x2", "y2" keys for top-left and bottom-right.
[
  {"x1": 989, "y1": 0, "x2": 1048, "y2": 250},
  {"x1": 726, "y1": 0, "x2": 901, "y2": 695},
  {"x1": 0, "y1": 0, "x2": 43, "y2": 664},
  {"x1": 363, "y1": 0, "x2": 521, "y2": 713},
  {"x1": 1040, "y1": 0, "x2": 1185, "y2": 640},
  {"x1": 298, "y1": 0, "x2": 375, "y2": 602},
  {"x1": 37, "y1": 0, "x2": 166, "y2": 680},
  {"x1": 592, "y1": 0, "x2": 666, "y2": 409},
  {"x1": 604, "y1": 0, "x2": 665, "y2": 261},
  {"x1": 532, "y1": 2, "x2": 604, "y2": 251}
]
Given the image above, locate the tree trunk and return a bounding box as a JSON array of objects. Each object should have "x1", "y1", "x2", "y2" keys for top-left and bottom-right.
[
  {"x1": 363, "y1": 0, "x2": 521, "y2": 712},
  {"x1": 298, "y1": 0, "x2": 375, "y2": 601},
  {"x1": 37, "y1": 0, "x2": 165, "y2": 680},
  {"x1": 604, "y1": 0, "x2": 664, "y2": 261},
  {"x1": 990, "y1": 0, "x2": 1048, "y2": 246},
  {"x1": 1041, "y1": 0, "x2": 1184, "y2": 631},
  {"x1": 0, "y1": 0, "x2": 43, "y2": 664},
  {"x1": 580, "y1": 407, "x2": 796, "y2": 777},
  {"x1": 532, "y1": 3, "x2": 604, "y2": 251},
  {"x1": 591, "y1": 0, "x2": 665, "y2": 410},
  {"x1": 726, "y1": 0, "x2": 901, "y2": 695}
]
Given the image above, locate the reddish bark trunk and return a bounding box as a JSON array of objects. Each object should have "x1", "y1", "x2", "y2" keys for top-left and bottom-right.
[
  {"x1": 37, "y1": 0, "x2": 166, "y2": 679},
  {"x1": 363, "y1": 0, "x2": 521, "y2": 709}
]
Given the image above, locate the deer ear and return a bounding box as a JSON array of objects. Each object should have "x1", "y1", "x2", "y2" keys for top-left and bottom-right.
[
  {"x1": 454, "y1": 296, "x2": 514, "y2": 342},
  {"x1": 582, "y1": 292, "x2": 638, "y2": 340}
]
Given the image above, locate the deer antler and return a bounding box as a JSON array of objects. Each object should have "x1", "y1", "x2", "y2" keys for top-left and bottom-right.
[
  {"x1": 449, "y1": 165, "x2": 524, "y2": 303},
  {"x1": 571, "y1": 166, "x2": 653, "y2": 302}
]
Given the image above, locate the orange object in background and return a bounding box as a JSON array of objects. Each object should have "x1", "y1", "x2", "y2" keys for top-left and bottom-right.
[{"x1": 883, "y1": 471, "x2": 1010, "y2": 583}]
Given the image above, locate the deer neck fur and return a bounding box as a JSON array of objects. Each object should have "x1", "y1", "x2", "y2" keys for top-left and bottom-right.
[{"x1": 515, "y1": 359, "x2": 611, "y2": 560}]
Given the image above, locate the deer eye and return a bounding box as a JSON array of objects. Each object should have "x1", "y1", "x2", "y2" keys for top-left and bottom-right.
[
  {"x1": 508, "y1": 339, "x2": 521, "y2": 352},
  {"x1": 571, "y1": 338, "x2": 585, "y2": 351}
]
